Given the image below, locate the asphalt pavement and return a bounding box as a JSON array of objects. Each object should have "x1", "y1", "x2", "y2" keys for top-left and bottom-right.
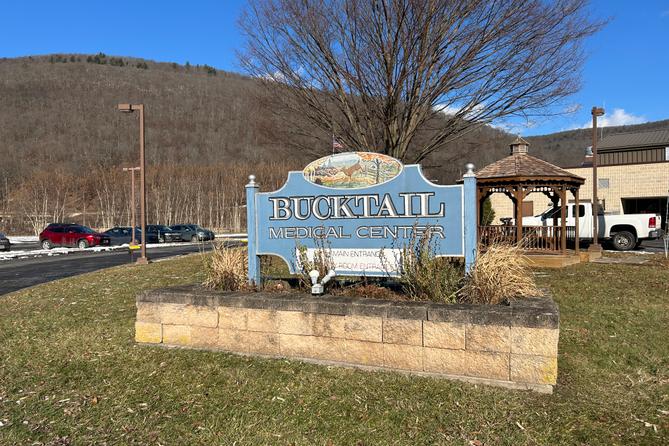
[{"x1": 0, "y1": 242, "x2": 218, "y2": 296}]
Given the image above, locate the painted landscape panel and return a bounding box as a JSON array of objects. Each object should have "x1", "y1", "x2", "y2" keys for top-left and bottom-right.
[{"x1": 303, "y1": 152, "x2": 402, "y2": 189}]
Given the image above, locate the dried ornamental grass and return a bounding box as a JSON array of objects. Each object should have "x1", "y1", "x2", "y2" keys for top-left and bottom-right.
[
  {"x1": 460, "y1": 242, "x2": 539, "y2": 304},
  {"x1": 203, "y1": 244, "x2": 248, "y2": 291}
]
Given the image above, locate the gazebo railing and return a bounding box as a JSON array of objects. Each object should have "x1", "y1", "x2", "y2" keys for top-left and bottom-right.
[{"x1": 479, "y1": 225, "x2": 576, "y2": 252}]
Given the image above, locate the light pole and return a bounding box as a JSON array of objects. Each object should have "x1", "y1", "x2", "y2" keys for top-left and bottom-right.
[
  {"x1": 118, "y1": 103, "x2": 149, "y2": 264},
  {"x1": 122, "y1": 166, "x2": 140, "y2": 246},
  {"x1": 589, "y1": 106, "x2": 605, "y2": 252}
]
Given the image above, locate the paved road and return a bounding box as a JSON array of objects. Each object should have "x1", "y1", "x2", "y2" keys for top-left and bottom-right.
[
  {"x1": 638, "y1": 238, "x2": 666, "y2": 253},
  {"x1": 0, "y1": 243, "x2": 219, "y2": 296}
]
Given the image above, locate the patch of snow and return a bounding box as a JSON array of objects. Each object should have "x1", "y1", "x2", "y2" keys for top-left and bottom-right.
[
  {"x1": 0, "y1": 239, "x2": 238, "y2": 262},
  {"x1": 7, "y1": 236, "x2": 39, "y2": 244},
  {"x1": 603, "y1": 250, "x2": 656, "y2": 255}
]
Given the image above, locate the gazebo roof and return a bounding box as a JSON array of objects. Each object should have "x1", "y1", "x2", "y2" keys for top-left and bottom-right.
[{"x1": 476, "y1": 137, "x2": 585, "y2": 184}]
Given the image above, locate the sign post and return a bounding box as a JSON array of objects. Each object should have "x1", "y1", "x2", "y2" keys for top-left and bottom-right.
[
  {"x1": 246, "y1": 152, "x2": 477, "y2": 284},
  {"x1": 246, "y1": 175, "x2": 261, "y2": 285},
  {"x1": 463, "y1": 163, "x2": 477, "y2": 272}
]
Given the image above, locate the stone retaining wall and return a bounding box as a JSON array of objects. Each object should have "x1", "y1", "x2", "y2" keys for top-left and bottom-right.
[{"x1": 136, "y1": 286, "x2": 559, "y2": 393}]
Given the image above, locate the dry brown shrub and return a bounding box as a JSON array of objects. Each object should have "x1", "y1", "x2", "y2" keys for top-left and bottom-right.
[
  {"x1": 460, "y1": 242, "x2": 539, "y2": 305},
  {"x1": 203, "y1": 244, "x2": 249, "y2": 291},
  {"x1": 389, "y1": 228, "x2": 463, "y2": 303}
]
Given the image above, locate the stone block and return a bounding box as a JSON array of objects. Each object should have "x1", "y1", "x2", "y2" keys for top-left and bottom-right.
[
  {"x1": 219, "y1": 307, "x2": 248, "y2": 331},
  {"x1": 246, "y1": 331, "x2": 281, "y2": 356},
  {"x1": 427, "y1": 304, "x2": 471, "y2": 323},
  {"x1": 190, "y1": 326, "x2": 219, "y2": 348},
  {"x1": 309, "y1": 336, "x2": 347, "y2": 362},
  {"x1": 465, "y1": 351, "x2": 510, "y2": 381},
  {"x1": 312, "y1": 314, "x2": 347, "y2": 338},
  {"x1": 423, "y1": 321, "x2": 465, "y2": 349},
  {"x1": 383, "y1": 319, "x2": 422, "y2": 346},
  {"x1": 187, "y1": 305, "x2": 218, "y2": 328},
  {"x1": 386, "y1": 301, "x2": 428, "y2": 320},
  {"x1": 246, "y1": 309, "x2": 279, "y2": 333},
  {"x1": 423, "y1": 348, "x2": 466, "y2": 375},
  {"x1": 346, "y1": 298, "x2": 391, "y2": 318},
  {"x1": 279, "y1": 333, "x2": 314, "y2": 358},
  {"x1": 218, "y1": 328, "x2": 248, "y2": 353},
  {"x1": 343, "y1": 315, "x2": 382, "y2": 342},
  {"x1": 511, "y1": 354, "x2": 557, "y2": 385},
  {"x1": 162, "y1": 324, "x2": 191, "y2": 346},
  {"x1": 469, "y1": 307, "x2": 512, "y2": 326},
  {"x1": 135, "y1": 321, "x2": 162, "y2": 344},
  {"x1": 466, "y1": 324, "x2": 510, "y2": 352},
  {"x1": 510, "y1": 327, "x2": 559, "y2": 357},
  {"x1": 383, "y1": 343, "x2": 423, "y2": 371},
  {"x1": 136, "y1": 302, "x2": 161, "y2": 323},
  {"x1": 277, "y1": 311, "x2": 315, "y2": 336},
  {"x1": 309, "y1": 299, "x2": 349, "y2": 316},
  {"x1": 160, "y1": 303, "x2": 187, "y2": 325},
  {"x1": 342, "y1": 339, "x2": 384, "y2": 367}
]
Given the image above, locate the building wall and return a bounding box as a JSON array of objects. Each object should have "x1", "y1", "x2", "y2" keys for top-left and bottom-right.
[{"x1": 488, "y1": 161, "x2": 669, "y2": 222}]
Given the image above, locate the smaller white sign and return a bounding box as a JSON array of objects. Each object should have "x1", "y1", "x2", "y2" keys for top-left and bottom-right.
[{"x1": 299, "y1": 248, "x2": 402, "y2": 275}]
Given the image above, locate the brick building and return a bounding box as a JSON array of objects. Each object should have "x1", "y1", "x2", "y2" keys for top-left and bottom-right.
[{"x1": 488, "y1": 129, "x2": 669, "y2": 230}]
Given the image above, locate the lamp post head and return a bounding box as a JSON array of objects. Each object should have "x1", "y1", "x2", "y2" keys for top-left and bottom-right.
[
  {"x1": 118, "y1": 103, "x2": 143, "y2": 113},
  {"x1": 591, "y1": 107, "x2": 605, "y2": 117}
]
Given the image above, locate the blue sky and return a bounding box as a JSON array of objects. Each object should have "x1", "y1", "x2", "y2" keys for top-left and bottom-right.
[{"x1": 1, "y1": 0, "x2": 667, "y2": 136}]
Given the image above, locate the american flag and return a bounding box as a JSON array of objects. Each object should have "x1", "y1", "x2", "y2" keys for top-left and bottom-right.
[{"x1": 332, "y1": 134, "x2": 344, "y2": 152}]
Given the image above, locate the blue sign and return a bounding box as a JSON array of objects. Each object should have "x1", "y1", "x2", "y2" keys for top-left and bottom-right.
[{"x1": 246, "y1": 153, "x2": 477, "y2": 284}]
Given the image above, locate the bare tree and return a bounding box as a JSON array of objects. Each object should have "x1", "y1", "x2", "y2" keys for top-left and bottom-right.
[{"x1": 239, "y1": 0, "x2": 602, "y2": 162}]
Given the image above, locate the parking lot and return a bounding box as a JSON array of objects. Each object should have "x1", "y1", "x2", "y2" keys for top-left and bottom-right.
[{"x1": 0, "y1": 241, "x2": 228, "y2": 296}]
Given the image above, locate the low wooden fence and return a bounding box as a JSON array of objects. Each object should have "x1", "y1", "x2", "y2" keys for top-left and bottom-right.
[{"x1": 479, "y1": 225, "x2": 576, "y2": 253}]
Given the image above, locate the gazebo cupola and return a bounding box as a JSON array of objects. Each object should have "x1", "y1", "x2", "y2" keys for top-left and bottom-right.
[
  {"x1": 510, "y1": 136, "x2": 529, "y2": 154},
  {"x1": 475, "y1": 137, "x2": 585, "y2": 254}
]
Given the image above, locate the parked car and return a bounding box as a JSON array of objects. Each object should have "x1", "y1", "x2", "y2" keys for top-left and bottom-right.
[
  {"x1": 39, "y1": 223, "x2": 111, "y2": 249},
  {"x1": 145, "y1": 225, "x2": 181, "y2": 243},
  {"x1": 103, "y1": 226, "x2": 142, "y2": 245},
  {"x1": 522, "y1": 202, "x2": 664, "y2": 251},
  {"x1": 169, "y1": 224, "x2": 216, "y2": 242},
  {"x1": 0, "y1": 232, "x2": 10, "y2": 252}
]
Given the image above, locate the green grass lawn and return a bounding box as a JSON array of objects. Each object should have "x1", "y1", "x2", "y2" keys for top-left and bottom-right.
[{"x1": 0, "y1": 254, "x2": 667, "y2": 445}]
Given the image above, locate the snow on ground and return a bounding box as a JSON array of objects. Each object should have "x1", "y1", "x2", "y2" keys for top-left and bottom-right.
[
  {"x1": 7, "y1": 233, "x2": 247, "y2": 243},
  {"x1": 7, "y1": 236, "x2": 39, "y2": 244},
  {"x1": 0, "y1": 236, "x2": 247, "y2": 262},
  {"x1": 0, "y1": 242, "x2": 199, "y2": 261}
]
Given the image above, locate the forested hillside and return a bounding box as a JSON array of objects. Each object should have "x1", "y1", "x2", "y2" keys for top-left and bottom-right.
[{"x1": 1, "y1": 54, "x2": 667, "y2": 233}]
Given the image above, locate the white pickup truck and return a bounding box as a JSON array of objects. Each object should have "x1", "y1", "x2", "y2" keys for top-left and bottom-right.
[{"x1": 522, "y1": 202, "x2": 664, "y2": 251}]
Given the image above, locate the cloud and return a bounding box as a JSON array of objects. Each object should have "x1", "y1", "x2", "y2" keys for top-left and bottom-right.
[
  {"x1": 433, "y1": 103, "x2": 461, "y2": 115},
  {"x1": 433, "y1": 102, "x2": 485, "y2": 119},
  {"x1": 491, "y1": 120, "x2": 537, "y2": 134},
  {"x1": 579, "y1": 108, "x2": 646, "y2": 128},
  {"x1": 662, "y1": 9, "x2": 669, "y2": 17},
  {"x1": 260, "y1": 70, "x2": 288, "y2": 83}
]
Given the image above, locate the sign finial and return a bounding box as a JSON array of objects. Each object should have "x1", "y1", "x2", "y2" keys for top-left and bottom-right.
[{"x1": 247, "y1": 175, "x2": 256, "y2": 186}]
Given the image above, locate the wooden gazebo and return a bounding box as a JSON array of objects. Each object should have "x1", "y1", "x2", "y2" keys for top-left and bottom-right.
[{"x1": 476, "y1": 137, "x2": 585, "y2": 255}]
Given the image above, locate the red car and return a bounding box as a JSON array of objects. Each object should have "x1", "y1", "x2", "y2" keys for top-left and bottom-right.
[{"x1": 39, "y1": 223, "x2": 111, "y2": 249}]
